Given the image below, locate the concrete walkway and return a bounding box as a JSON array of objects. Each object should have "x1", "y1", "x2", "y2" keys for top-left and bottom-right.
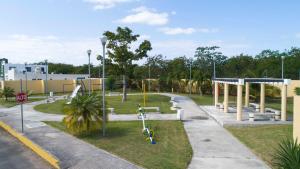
[
  {"x1": 161, "y1": 93, "x2": 270, "y2": 169},
  {"x1": 0, "y1": 99, "x2": 141, "y2": 169}
]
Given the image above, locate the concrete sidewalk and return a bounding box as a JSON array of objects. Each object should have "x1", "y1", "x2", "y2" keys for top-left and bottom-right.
[
  {"x1": 161, "y1": 93, "x2": 270, "y2": 169},
  {"x1": 0, "y1": 100, "x2": 141, "y2": 169}
]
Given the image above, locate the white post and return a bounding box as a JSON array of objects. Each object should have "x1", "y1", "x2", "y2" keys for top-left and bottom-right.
[
  {"x1": 224, "y1": 83, "x2": 229, "y2": 113},
  {"x1": 214, "y1": 82, "x2": 219, "y2": 107},
  {"x1": 237, "y1": 84, "x2": 243, "y2": 121},
  {"x1": 260, "y1": 83, "x2": 265, "y2": 113},
  {"x1": 281, "y1": 84, "x2": 287, "y2": 121}
]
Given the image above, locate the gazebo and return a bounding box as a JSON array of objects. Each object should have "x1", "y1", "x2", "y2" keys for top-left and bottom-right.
[{"x1": 212, "y1": 78, "x2": 291, "y2": 121}]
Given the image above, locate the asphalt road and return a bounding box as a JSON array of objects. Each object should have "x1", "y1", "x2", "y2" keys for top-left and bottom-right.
[{"x1": 0, "y1": 128, "x2": 53, "y2": 169}]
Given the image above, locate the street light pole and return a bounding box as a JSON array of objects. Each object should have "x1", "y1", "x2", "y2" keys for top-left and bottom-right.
[
  {"x1": 45, "y1": 60, "x2": 48, "y2": 96},
  {"x1": 148, "y1": 64, "x2": 150, "y2": 92},
  {"x1": 87, "y1": 49, "x2": 92, "y2": 96},
  {"x1": 213, "y1": 58, "x2": 216, "y2": 79},
  {"x1": 100, "y1": 36, "x2": 107, "y2": 137},
  {"x1": 189, "y1": 58, "x2": 192, "y2": 95},
  {"x1": 281, "y1": 56, "x2": 284, "y2": 79},
  {"x1": 24, "y1": 62, "x2": 28, "y2": 93}
]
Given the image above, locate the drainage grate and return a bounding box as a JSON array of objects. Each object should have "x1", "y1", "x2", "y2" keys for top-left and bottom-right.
[{"x1": 202, "y1": 138, "x2": 211, "y2": 142}]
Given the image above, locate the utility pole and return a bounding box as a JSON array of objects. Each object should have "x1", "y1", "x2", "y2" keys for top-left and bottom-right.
[{"x1": 148, "y1": 64, "x2": 150, "y2": 92}]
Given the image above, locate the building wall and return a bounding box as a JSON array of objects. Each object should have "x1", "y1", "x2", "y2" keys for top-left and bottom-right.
[
  {"x1": 274, "y1": 80, "x2": 300, "y2": 97},
  {"x1": 7, "y1": 71, "x2": 89, "y2": 81},
  {"x1": 294, "y1": 96, "x2": 300, "y2": 140},
  {"x1": 1, "y1": 78, "x2": 102, "y2": 94}
]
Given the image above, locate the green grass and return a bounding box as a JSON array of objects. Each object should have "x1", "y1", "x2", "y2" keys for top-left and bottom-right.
[
  {"x1": 106, "y1": 94, "x2": 174, "y2": 114},
  {"x1": 266, "y1": 97, "x2": 293, "y2": 115},
  {"x1": 0, "y1": 98, "x2": 45, "y2": 108},
  {"x1": 34, "y1": 94, "x2": 175, "y2": 114},
  {"x1": 226, "y1": 125, "x2": 293, "y2": 168},
  {"x1": 45, "y1": 121, "x2": 193, "y2": 169},
  {"x1": 34, "y1": 99, "x2": 66, "y2": 114}
]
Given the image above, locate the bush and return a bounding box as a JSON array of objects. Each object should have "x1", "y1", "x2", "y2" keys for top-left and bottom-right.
[
  {"x1": 2, "y1": 87, "x2": 15, "y2": 101},
  {"x1": 273, "y1": 138, "x2": 300, "y2": 169},
  {"x1": 295, "y1": 87, "x2": 300, "y2": 96}
]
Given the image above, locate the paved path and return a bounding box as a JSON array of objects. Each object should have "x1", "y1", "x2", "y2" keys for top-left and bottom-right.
[
  {"x1": 0, "y1": 99, "x2": 141, "y2": 169},
  {"x1": 161, "y1": 93, "x2": 270, "y2": 169},
  {"x1": 0, "y1": 128, "x2": 53, "y2": 169}
]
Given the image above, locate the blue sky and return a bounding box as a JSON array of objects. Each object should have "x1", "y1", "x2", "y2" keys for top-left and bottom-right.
[{"x1": 0, "y1": 0, "x2": 300, "y2": 65}]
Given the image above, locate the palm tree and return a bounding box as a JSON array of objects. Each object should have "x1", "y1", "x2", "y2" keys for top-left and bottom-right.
[
  {"x1": 2, "y1": 87, "x2": 15, "y2": 101},
  {"x1": 63, "y1": 94, "x2": 105, "y2": 133}
]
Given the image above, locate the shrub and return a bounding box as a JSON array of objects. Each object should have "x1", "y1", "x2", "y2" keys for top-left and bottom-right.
[
  {"x1": 295, "y1": 87, "x2": 300, "y2": 96},
  {"x1": 2, "y1": 87, "x2": 15, "y2": 101},
  {"x1": 273, "y1": 138, "x2": 300, "y2": 169}
]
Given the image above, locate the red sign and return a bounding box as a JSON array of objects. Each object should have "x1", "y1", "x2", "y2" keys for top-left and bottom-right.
[{"x1": 16, "y1": 92, "x2": 27, "y2": 103}]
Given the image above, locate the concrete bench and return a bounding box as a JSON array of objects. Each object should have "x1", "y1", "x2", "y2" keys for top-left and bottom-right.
[
  {"x1": 107, "y1": 108, "x2": 115, "y2": 114},
  {"x1": 266, "y1": 108, "x2": 281, "y2": 120},
  {"x1": 249, "y1": 112, "x2": 276, "y2": 121},
  {"x1": 216, "y1": 103, "x2": 224, "y2": 109},
  {"x1": 142, "y1": 107, "x2": 160, "y2": 112},
  {"x1": 108, "y1": 92, "x2": 121, "y2": 96},
  {"x1": 249, "y1": 103, "x2": 260, "y2": 111}
]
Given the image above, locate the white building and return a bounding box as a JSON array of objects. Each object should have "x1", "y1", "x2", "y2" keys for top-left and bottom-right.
[{"x1": 4, "y1": 63, "x2": 89, "y2": 80}]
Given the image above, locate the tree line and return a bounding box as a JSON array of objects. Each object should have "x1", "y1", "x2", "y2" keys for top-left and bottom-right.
[{"x1": 47, "y1": 27, "x2": 300, "y2": 95}]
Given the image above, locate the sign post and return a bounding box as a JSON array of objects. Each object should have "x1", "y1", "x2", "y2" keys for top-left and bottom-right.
[{"x1": 16, "y1": 79, "x2": 27, "y2": 133}]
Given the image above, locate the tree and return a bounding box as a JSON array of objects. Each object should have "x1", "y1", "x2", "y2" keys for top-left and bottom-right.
[
  {"x1": 104, "y1": 27, "x2": 152, "y2": 102},
  {"x1": 63, "y1": 94, "x2": 105, "y2": 133},
  {"x1": 194, "y1": 46, "x2": 227, "y2": 94},
  {"x1": 2, "y1": 87, "x2": 14, "y2": 101}
]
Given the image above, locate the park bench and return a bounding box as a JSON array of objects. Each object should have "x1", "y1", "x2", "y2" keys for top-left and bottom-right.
[
  {"x1": 216, "y1": 103, "x2": 224, "y2": 109},
  {"x1": 108, "y1": 92, "x2": 121, "y2": 96},
  {"x1": 141, "y1": 107, "x2": 160, "y2": 112},
  {"x1": 107, "y1": 108, "x2": 115, "y2": 114},
  {"x1": 248, "y1": 112, "x2": 276, "y2": 121},
  {"x1": 265, "y1": 108, "x2": 281, "y2": 120},
  {"x1": 249, "y1": 103, "x2": 260, "y2": 111}
]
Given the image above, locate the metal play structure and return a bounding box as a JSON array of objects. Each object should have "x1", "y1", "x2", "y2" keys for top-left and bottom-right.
[{"x1": 137, "y1": 104, "x2": 156, "y2": 144}]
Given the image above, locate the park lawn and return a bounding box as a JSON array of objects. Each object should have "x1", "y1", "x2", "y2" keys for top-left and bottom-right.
[
  {"x1": 34, "y1": 94, "x2": 175, "y2": 114},
  {"x1": 0, "y1": 98, "x2": 45, "y2": 108},
  {"x1": 34, "y1": 99, "x2": 66, "y2": 114},
  {"x1": 106, "y1": 94, "x2": 175, "y2": 114},
  {"x1": 184, "y1": 94, "x2": 238, "y2": 105},
  {"x1": 225, "y1": 125, "x2": 293, "y2": 168},
  {"x1": 266, "y1": 97, "x2": 293, "y2": 115},
  {"x1": 45, "y1": 120, "x2": 193, "y2": 169}
]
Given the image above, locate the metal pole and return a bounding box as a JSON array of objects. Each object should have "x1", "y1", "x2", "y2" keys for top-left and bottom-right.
[
  {"x1": 102, "y1": 45, "x2": 106, "y2": 136},
  {"x1": 88, "y1": 53, "x2": 91, "y2": 95},
  {"x1": 189, "y1": 59, "x2": 192, "y2": 95},
  {"x1": 20, "y1": 79, "x2": 24, "y2": 133},
  {"x1": 213, "y1": 60, "x2": 216, "y2": 79},
  {"x1": 281, "y1": 56, "x2": 284, "y2": 79},
  {"x1": 148, "y1": 64, "x2": 150, "y2": 92},
  {"x1": 24, "y1": 63, "x2": 28, "y2": 93},
  {"x1": 45, "y1": 60, "x2": 48, "y2": 95}
]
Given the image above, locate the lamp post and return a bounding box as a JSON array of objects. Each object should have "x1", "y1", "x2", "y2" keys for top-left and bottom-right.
[
  {"x1": 281, "y1": 56, "x2": 284, "y2": 79},
  {"x1": 24, "y1": 62, "x2": 28, "y2": 93},
  {"x1": 100, "y1": 36, "x2": 107, "y2": 137},
  {"x1": 213, "y1": 57, "x2": 216, "y2": 79},
  {"x1": 45, "y1": 59, "x2": 48, "y2": 96},
  {"x1": 87, "y1": 49, "x2": 92, "y2": 96},
  {"x1": 189, "y1": 58, "x2": 193, "y2": 95},
  {"x1": 148, "y1": 63, "x2": 151, "y2": 92}
]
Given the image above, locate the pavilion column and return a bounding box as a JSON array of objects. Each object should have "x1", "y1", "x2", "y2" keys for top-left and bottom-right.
[
  {"x1": 281, "y1": 84, "x2": 287, "y2": 121},
  {"x1": 214, "y1": 82, "x2": 219, "y2": 107},
  {"x1": 245, "y1": 82, "x2": 250, "y2": 107},
  {"x1": 260, "y1": 83, "x2": 265, "y2": 113},
  {"x1": 237, "y1": 84, "x2": 243, "y2": 121},
  {"x1": 224, "y1": 83, "x2": 229, "y2": 113}
]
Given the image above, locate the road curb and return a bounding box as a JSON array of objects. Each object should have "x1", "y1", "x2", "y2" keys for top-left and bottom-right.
[{"x1": 0, "y1": 121, "x2": 60, "y2": 169}]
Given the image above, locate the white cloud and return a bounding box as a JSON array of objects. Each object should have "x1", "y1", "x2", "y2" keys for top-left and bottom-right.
[
  {"x1": 0, "y1": 34, "x2": 102, "y2": 66},
  {"x1": 159, "y1": 27, "x2": 219, "y2": 35},
  {"x1": 84, "y1": 0, "x2": 133, "y2": 10},
  {"x1": 159, "y1": 27, "x2": 196, "y2": 35},
  {"x1": 117, "y1": 6, "x2": 169, "y2": 25}
]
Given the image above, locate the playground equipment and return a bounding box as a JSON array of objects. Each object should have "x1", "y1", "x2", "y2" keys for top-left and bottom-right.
[
  {"x1": 137, "y1": 105, "x2": 156, "y2": 144},
  {"x1": 66, "y1": 85, "x2": 81, "y2": 104}
]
